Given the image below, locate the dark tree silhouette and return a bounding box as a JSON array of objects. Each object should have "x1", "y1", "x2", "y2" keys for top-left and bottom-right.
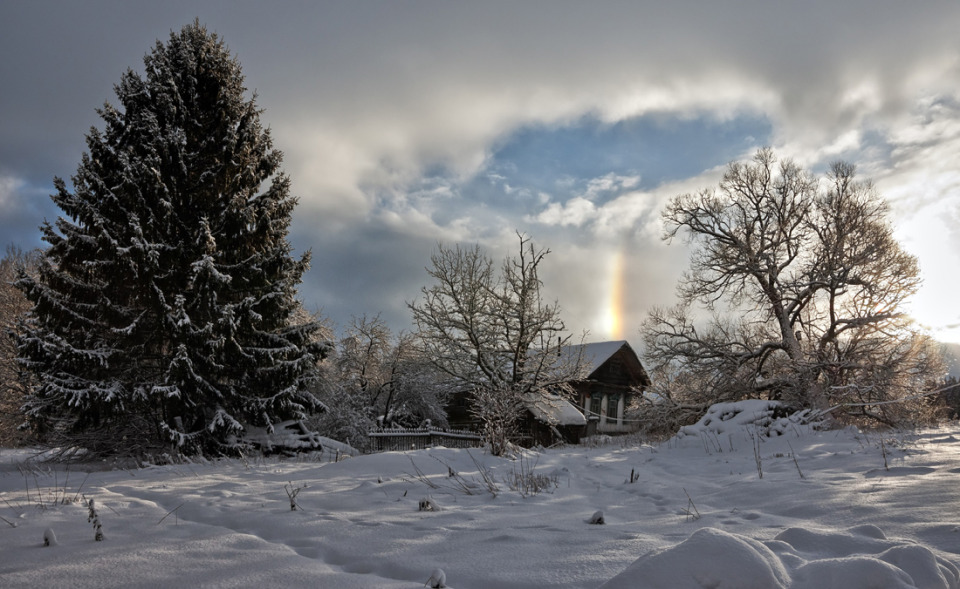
[{"x1": 17, "y1": 22, "x2": 327, "y2": 455}]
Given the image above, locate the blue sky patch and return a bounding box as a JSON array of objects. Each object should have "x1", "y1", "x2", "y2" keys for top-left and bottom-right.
[{"x1": 477, "y1": 112, "x2": 773, "y2": 205}]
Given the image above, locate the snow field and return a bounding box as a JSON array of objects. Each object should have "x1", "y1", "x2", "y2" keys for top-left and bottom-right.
[{"x1": 2, "y1": 414, "x2": 960, "y2": 587}]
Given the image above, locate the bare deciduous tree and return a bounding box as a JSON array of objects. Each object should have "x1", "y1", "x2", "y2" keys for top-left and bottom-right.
[
  {"x1": 0, "y1": 246, "x2": 40, "y2": 446},
  {"x1": 644, "y1": 149, "x2": 941, "y2": 425},
  {"x1": 309, "y1": 314, "x2": 451, "y2": 451},
  {"x1": 409, "y1": 232, "x2": 582, "y2": 455},
  {"x1": 338, "y1": 314, "x2": 393, "y2": 405},
  {"x1": 337, "y1": 314, "x2": 450, "y2": 429}
]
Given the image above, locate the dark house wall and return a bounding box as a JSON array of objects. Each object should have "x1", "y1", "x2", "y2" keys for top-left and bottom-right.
[{"x1": 573, "y1": 343, "x2": 650, "y2": 432}]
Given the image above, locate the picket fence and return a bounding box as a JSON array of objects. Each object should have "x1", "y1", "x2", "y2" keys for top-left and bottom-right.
[{"x1": 368, "y1": 427, "x2": 483, "y2": 452}]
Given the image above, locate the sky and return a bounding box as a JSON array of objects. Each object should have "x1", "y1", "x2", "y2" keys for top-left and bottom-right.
[{"x1": 2, "y1": 1, "x2": 960, "y2": 347}]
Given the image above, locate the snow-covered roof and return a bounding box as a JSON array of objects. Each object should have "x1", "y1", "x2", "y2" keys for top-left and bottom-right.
[
  {"x1": 522, "y1": 393, "x2": 587, "y2": 426},
  {"x1": 558, "y1": 340, "x2": 633, "y2": 377}
]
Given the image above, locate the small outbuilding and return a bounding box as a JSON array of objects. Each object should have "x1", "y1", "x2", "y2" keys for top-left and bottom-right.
[{"x1": 519, "y1": 392, "x2": 587, "y2": 446}]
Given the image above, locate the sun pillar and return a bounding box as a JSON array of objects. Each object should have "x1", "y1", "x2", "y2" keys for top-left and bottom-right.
[{"x1": 605, "y1": 248, "x2": 625, "y2": 340}]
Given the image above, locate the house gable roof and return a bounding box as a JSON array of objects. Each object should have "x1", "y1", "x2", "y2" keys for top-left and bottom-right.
[{"x1": 560, "y1": 340, "x2": 651, "y2": 387}]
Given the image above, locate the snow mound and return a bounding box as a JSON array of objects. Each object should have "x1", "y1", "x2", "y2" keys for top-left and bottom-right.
[
  {"x1": 313, "y1": 435, "x2": 358, "y2": 457},
  {"x1": 425, "y1": 567, "x2": 447, "y2": 588},
  {"x1": 601, "y1": 525, "x2": 959, "y2": 589},
  {"x1": 676, "y1": 400, "x2": 826, "y2": 439},
  {"x1": 235, "y1": 421, "x2": 357, "y2": 459},
  {"x1": 599, "y1": 527, "x2": 790, "y2": 589}
]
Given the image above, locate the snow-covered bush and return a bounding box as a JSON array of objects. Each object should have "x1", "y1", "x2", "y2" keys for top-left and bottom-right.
[
  {"x1": 418, "y1": 497, "x2": 441, "y2": 512},
  {"x1": 235, "y1": 420, "x2": 324, "y2": 456},
  {"x1": 598, "y1": 525, "x2": 960, "y2": 589},
  {"x1": 305, "y1": 387, "x2": 376, "y2": 454},
  {"x1": 587, "y1": 510, "x2": 605, "y2": 525},
  {"x1": 306, "y1": 315, "x2": 452, "y2": 453},
  {"x1": 42, "y1": 528, "x2": 57, "y2": 547},
  {"x1": 625, "y1": 388, "x2": 712, "y2": 439},
  {"x1": 505, "y1": 450, "x2": 559, "y2": 497},
  {"x1": 675, "y1": 400, "x2": 828, "y2": 440},
  {"x1": 425, "y1": 568, "x2": 447, "y2": 588}
]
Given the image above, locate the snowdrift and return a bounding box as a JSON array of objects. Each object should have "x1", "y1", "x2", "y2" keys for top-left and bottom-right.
[
  {"x1": 2, "y1": 401, "x2": 959, "y2": 588},
  {"x1": 600, "y1": 525, "x2": 959, "y2": 589}
]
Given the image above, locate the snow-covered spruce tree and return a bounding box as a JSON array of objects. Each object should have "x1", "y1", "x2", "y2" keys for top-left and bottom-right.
[{"x1": 16, "y1": 22, "x2": 327, "y2": 455}]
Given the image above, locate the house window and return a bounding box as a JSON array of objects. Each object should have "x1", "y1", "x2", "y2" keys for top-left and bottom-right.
[
  {"x1": 590, "y1": 395, "x2": 602, "y2": 418},
  {"x1": 606, "y1": 394, "x2": 620, "y2": 424}
]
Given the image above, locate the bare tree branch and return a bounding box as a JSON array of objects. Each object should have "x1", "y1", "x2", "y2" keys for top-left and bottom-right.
[
  {"x1": 409, "y1": 232, "x2": 582, "y2": 455},
  {"x1": 644, "y1": 150, "x2": 940, "y2": 424}
]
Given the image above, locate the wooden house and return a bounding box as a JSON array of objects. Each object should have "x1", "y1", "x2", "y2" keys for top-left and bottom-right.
[
  {"x1": 561, "y1": 340, "x2": 651, "y2": 436},
  {"x1": 444, "y1": 340, "x2": 650, "y2": 444}
]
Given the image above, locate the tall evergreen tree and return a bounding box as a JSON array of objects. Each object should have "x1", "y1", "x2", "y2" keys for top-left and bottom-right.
[{"x1": 16, "y1": 22, "x2": 327, "y2": 454}]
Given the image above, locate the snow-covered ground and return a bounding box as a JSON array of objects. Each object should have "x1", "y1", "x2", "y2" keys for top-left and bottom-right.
[{"x1": 2, "y1": 402, "x2": 960, "y2": 588}]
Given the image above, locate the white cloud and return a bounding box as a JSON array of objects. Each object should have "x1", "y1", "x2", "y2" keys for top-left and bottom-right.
[
  {"x1": 530, "y1": 165, "x2": 727, "y2": 238},
  {"x1": 863, "y1": 94, "x2": 960, "y2": 341},
  {"x1": 0, "y1": 175, "x2": 17, "y2": 213},
  {"x1": 584, "y1": 173, "x2": 642, "y2": 201},
  {"x1": 6, "y1": 1, "x2": 960, "y2": 340},
  {"x1": 531, "y1": 197, "x2": 596, "y2": 228},
  {"x1": 249, "y1": 2, "x2": 960, "y2": 221}
]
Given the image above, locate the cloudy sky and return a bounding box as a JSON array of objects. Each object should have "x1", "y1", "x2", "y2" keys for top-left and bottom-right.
[{"x1": 2, "y1": 1, "x2": 960, "y2": 348}]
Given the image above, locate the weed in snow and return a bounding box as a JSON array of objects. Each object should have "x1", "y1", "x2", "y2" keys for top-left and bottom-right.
[
  {"x1": 86, "y1": 497, "x2": 104, "y2": 541},
  {"x1": 682, "y1": 488, "x2": 701, "y2": 522},
  {"x1": 418, "y1": 497, "x2": 441, "y2": 512},
  {"x1": 285, "y1": 482, "x2": 305, "y2": 511}
]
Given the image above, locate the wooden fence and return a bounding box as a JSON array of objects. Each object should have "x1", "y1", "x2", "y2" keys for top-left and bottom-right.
[{"x1": 368, "y1": 427, "x2": 484, "y2": 452}]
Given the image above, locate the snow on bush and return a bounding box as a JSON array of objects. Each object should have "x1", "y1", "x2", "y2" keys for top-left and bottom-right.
[
  {"x1": 418, "y1": 497, "x2": 441, "y2": 512},
  {"x1": 599, "y1": 527, "x2": 790, "y2": 589},
  {"x1": 42, "y1": 528, "x2": 57, "y2": 547},
  {"x1": 425, "y1": 567, "x2": 447, "y2": 588},
  {"x1": 587, "y1": 510, "x2": 605, "y2": 525},
  {"x1": 313, "y1": 436, "x2": 358, "y2": 458},
  {"x1": 86, "y1": 498, "x2": 103, "y2": 541},
  {"x1": 235, "y1": 421, "x2": 357, "y2": 460},
  {"x1": 676, "y1": 399, "x2": 827, "y2": 439}
]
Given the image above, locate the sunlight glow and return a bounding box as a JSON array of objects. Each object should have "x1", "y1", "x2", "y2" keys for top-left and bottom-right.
[
  {"x1": 605, "y1": 249, "x2": 625, "y2": 340},
  {"x1": 893, "y1": 201, "x2": 960, "y2": 345}
]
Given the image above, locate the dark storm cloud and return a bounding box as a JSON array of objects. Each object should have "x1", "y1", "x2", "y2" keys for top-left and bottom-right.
[
  {"x1": 294, "y1": 220, "x2": 440, "y2": 332},
  {"x1": 2, "y1": 1, "x2": 960, "y2": 343}
]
